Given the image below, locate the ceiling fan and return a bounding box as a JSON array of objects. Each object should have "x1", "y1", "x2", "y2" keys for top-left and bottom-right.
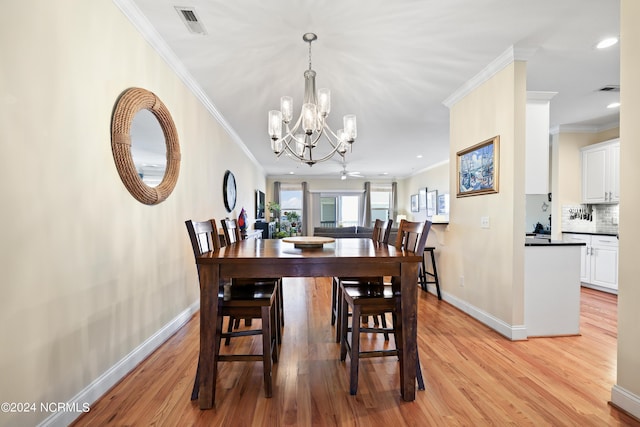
[{"x1": 340, "y1": 162, "x2": 364, "y2": 180}]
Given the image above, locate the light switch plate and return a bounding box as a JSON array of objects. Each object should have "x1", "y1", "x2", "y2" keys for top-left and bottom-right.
[{"x1": 480, "y1": 216, "x2": 490, "y2": 229}]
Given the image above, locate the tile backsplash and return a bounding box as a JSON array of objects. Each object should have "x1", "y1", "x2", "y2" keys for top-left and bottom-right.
[{"x1": 561, "y1": 204, "x2": 619, "y2": 234}]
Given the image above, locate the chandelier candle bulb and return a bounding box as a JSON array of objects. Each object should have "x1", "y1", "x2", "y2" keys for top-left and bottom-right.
[
  {"x1": 337, "y1": 129, "x2": 347, "y2": 154},
  {"x1": 318, "y1": 88, "x2": 331, "y2": 115},
  {"x1": 344, "y1": 115, "x2": 357, "y2": 142},
  {"x1": 280, "y1": 96, "x2": 293, "y2": 123},
  {"x1": 302, "y1": 103, "x2": 317, "y2": 134},
  {"x1": 268, "y1": 110, "x2": 282, "y2": 141},
  {"x1": 272, "y1": 139, "x2": 283, "y2": 154}
]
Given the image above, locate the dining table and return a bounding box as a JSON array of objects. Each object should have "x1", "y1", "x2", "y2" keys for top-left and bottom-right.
[{"x1": 194, "y1": 237, "x2": 423, "y2": 409}]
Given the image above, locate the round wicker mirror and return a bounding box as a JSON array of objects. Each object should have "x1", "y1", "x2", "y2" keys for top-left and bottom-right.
[{"x1": 111, "y1": 87, "x2": 180, "y2": 205}]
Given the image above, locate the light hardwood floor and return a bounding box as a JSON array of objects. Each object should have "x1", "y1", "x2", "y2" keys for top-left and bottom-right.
[{"x1": 73, "y1": 279, "x2": 639, "y2": 426}]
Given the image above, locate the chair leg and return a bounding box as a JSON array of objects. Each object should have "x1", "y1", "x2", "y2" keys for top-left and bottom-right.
[
  {"x1": 279, "y1": 279, "x2": 285, "y2": 327},
  {"x1": 331, "y1": 277, "x2": 338, "y2": 325},
  {"x1": 420, "y1": 255, "x2": 428, "y2": 291},
  {"x1": 225, "y1": 316, "x2": 235, "y2": 346},
  {"x1": 271, "y1": 301, "x2": 279, "y2": 363},
  {"x1": 416, "y1": 349, "x2": 425, "y2": 391},
  {"x1": 261, "y1": 306, "x2": 273, "y2": 398},
  {"x1": 393, "y1": 301, "x2": 405, "y2": 392},
  {"x1": 274, "y1": 281, "x2": 283, "y2": 345},
  {"x1": 335, "y1": 281, "x2": 343, "y2": 343},
  {"x1": 192, "y1": 311, "x2": 224, "y2": 400},
  {"x1": 380, "y1": 314, "x2": 390, "y2": 341},
  {"x1": 190, "y1": 359, "x2": 200, "y2": 400},
  {"x1": 349, "y1": 304, "x2": 361, "y2": 395},
  {"x1": 430, "y1": 250, "x2": 442, "y2": 300},
  {"x1": 340, "y1": 297, "x2": 349, "y2": 361}
]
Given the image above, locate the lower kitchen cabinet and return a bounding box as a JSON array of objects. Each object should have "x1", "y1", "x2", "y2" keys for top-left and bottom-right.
[{"x1": 562, "y1": 233, "x2": 618, "y2": 293}]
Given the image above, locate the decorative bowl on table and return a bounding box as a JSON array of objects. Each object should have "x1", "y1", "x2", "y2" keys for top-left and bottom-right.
[{"x1": 282, "y1": 236, "x2": 335, "y2": 249}]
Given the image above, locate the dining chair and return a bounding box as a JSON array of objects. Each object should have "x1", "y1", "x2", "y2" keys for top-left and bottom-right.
[
  {"x1": 331, "y1": 219, "x2": 393, "y2": 343},
  {"x1": 186, "y1": 219, "x2": 280, "y2": 399},
  {"x1": 339, "y1": 219, "x2": 431, "y2": 395},
  {"x1": 222, "y1": 218, "x2": 284, "y2": 331}
]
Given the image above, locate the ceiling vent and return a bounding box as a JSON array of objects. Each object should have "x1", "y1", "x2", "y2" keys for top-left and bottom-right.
[
  {"x1": 598, "y1": 85, "x2": 620, "y2": 92},
  {"x1": 175, "y1": 7, "x2": 207, "y2": 35}
]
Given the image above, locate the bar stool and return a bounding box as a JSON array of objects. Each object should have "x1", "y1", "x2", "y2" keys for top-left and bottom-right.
[{"x1": 420, "y1": 246, "x2": 442, "y2": 299}]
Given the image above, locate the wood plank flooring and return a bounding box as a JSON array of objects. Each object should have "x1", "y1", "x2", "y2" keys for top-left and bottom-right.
[{"x1": 73, "y1": 279, "x2": 639, "y2": 426}]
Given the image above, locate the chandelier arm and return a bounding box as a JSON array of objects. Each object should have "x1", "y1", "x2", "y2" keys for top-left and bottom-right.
[
  {"x1": 304, "y1": 144, "x2": 345, "y2": 164},
  {"x1": 273, "y1": 116, "x2": 302, "y2": 156},
  {"x1": 320, "y1": 123, "x2": 341, "y2": 149}
]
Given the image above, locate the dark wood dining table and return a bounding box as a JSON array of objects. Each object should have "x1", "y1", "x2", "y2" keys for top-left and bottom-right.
[{"x1": 194, "y1": 237, "x2": 423, "y2": 409}]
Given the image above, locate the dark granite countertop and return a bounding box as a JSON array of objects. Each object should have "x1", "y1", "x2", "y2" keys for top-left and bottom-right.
[
  {"x1": 525, "y1": 238, "x2": 586, "y2": 247},
  {"x1": 561, "y1": 231, "x2": 618, "y2": 237}
]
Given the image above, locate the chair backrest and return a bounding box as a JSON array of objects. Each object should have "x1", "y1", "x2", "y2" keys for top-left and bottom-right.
[
  {"x1": 394, "y1": 219, "x2": 432, "y2": 255},
  {"x1": 221, "y1": 218, "x2": 242, "y2": 245},
  {"x1": 185, "y1": 219, "x2": 221, "y2": 259},
  {"x1": 372, "y1": 219, "x2": 393, "y2": 244}
]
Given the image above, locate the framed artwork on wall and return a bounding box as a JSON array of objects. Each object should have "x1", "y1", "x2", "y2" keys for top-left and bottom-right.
[
  {"x1": 426, "y1": 190, "x2": 438, "y2": 217},
  {"x1": 456, "y1": 135, "x2": 500, "y2": 197},
  {"x1": 411, "y1": 194, "x2": 419, "y2": 212},
  {"x1": 437, "y1": 193, "x2": 450, "y2": 215},
  {"x1": 418, "y1": 188, "x2": 427, "y2": 211}
]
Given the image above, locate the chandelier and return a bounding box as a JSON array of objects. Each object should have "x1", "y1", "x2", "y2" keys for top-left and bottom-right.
[{"x1": 268, "y1": 33, "x2": 357, "y2": 166}]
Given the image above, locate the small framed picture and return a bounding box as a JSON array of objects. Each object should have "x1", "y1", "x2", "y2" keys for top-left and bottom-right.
[
  {"x1": 411, "y1": 194, "x2": 419, "y2": 212},
  {"x1": 418, "y1": 188, "x2": 427, "y2": 211},
  {"x1": 426, "y1": 190, "x2": 438, "y2": 217},
  {"x1": 437, "y1": 193, "x2": 450, "y2": 216}
]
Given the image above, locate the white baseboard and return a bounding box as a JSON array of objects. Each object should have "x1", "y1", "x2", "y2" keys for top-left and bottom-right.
[
  {"x1": 38, "y1": 300, "x2": 200, "y2": 427},
  {"x1": 611, "y1": 384, "x2": 640, "y2": 419},
  {"x1": 436, "y1": 290, "x2": 528, "y2": 341}
]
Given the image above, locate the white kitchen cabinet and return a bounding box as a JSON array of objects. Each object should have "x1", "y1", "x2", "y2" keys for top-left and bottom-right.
[
  {"x1": 609, "y1": 142, "x2": 620, "y2": 202},
  {"x1": 525, "y1": 92, "x2": 555, "y2": 194},
  {"x1": 563, "y1": 233, "x2": 591, "y2": 282},
  {"x1": 590, "y1": 235, "x2": 618, "y2": 290},
  {"x1": 562, "y1": 233, "x2": 618, "y2": 293},
  {"x1": 581, "y1": 138, "x2": 620, "y2": 203}
]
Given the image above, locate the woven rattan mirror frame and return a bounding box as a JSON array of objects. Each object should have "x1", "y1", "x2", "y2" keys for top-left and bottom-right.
[{"x1": 111, "y1": 87, "x2": 180, "y2": 205}]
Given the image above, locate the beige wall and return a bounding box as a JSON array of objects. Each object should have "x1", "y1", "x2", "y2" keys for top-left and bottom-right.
[
  {"x1": 0, "y1": 1, "x2": 264, "y2": 425},
  {"x1": 615, "y1": 0, "x2": 640, "y2": 416},
  {"x1": 443, "y1": 61, "x2": 527, "y2": 332}
]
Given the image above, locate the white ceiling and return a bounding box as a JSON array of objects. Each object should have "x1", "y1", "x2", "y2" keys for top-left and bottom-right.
[{"x1": 125, "y1": 0, "x2": 620, "y2": 180}]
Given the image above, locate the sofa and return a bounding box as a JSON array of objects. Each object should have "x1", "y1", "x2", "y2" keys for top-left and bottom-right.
[{"x1": 313, "y1": 226, "x2": 397, "y2": 242}]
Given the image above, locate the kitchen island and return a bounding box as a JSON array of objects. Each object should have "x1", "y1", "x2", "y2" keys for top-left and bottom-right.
[{"x1": 524, "y1": 238, "x2": 586, "y2": 337}]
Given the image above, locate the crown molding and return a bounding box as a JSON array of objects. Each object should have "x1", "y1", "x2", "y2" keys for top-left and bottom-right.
[
  {"x1": 550, "y1": 121, "x2": 620, "y2": 135},
  {"x1": 443, "y1": 46, "x2": 537, "y2": 108},
  {"x1": 112, "y1": 0, "x2": 263, "y2": 173}
]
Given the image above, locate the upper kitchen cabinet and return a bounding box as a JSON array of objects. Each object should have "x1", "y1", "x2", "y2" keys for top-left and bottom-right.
[
  {"x1": 525, "y1": 92, "x2": 556, "y2": 194},
  {"x1": 581, "y1": 138, "x2": 620, "y2": 203}
]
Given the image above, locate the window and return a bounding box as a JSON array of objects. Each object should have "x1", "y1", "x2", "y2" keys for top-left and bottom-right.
[
  {"x1": 320, "y1": 197, "x2": 337, "y2": 226},
  {"x1": 319, "y1": 194, "x2": 361, "y2": 227},
  {"x1": 340, "y1": 195, "x2": 359, "y2": 227},
  {"x1": 279, "y1": 185, "x2": 303, "y2": 234},
  {"x1": 370, "y1": 190, "x2": 391, "y2": 226}
]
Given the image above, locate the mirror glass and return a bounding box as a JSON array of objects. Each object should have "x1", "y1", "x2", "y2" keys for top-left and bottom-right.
[{"x1": 130, "y1": 109, "x2": 166, "y2": 187}]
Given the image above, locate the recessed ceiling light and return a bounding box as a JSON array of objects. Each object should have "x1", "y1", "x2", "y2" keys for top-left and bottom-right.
[
  {"x1": 607, "y1": 102, "x2": 620, "y2": 109},
  {"x1": 417, "y1": 155, "x2": 423, "y2": 159},
  {"x1": 596, "y1": 37, "x2": 618, "y2": 49},
  {"x1": 289, "y1": 171, "x2": 295, "y2": 174}
]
